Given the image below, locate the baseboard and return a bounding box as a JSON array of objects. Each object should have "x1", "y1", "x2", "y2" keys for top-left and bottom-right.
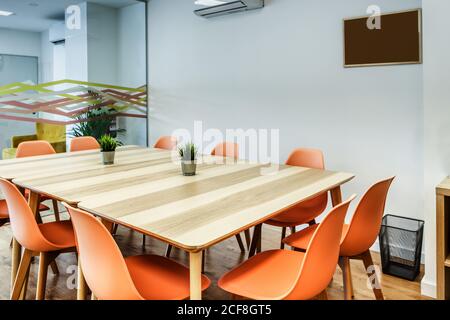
[{"x1": 420, "y1": 277, "x2": 437, "y2": 298}]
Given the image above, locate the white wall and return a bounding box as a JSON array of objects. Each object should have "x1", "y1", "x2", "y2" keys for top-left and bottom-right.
[
  {"x1": 0, "y1": 28, "x2": 41, "y2": 58},
  {"x1": 0, "y1": 28, "x2": 41, "y2": 155},
  {"x1": 117, "y1": 2, "x2": 147, "y2": 146},
  {"x1": 421, "y1": 0, "x2": 450, "y2": 299},
  {"x1": 148, "y1": 0, "x2": 423, "y2": 223},
  {"x1": 87, "y1": 2, "x2": 118, "y2": 84}
]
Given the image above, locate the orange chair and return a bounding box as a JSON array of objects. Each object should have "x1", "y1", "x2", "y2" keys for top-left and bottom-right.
[
  {"x1": 0, "y1": 200, "x2": 8, "y2": 227},
  {"x1": 211, "y1": 142, "x2": 239, "y2": 159},
  {"x1": 283, "y1": 177, "x2": 395, "y2": 300},
  {"x1": 218, "y1": 195, "x2": 355, "y2": 300},
  {"x1": 64, "y1": 203, "x2": 210, "y2": 300},
  {"x1": 16, "y1": 141, "x2": 60, "y2": 221},
  {"x1": 0, "y1": 179, "x2": 76, "y2": 300},
  {"x1": 70, "y1": 136, "x2": 100, "y2": 152},
  {"x1": 264, "y1": 148, "x2": 328, "y2": 249},
  {"x1": 154, "y1": 136, "x2": 177, "y2": 150}
]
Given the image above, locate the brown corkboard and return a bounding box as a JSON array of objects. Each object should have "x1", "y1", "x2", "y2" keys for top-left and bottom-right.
[{"x1": 344, "y1": 9, "x2": 422, "y2": 67}]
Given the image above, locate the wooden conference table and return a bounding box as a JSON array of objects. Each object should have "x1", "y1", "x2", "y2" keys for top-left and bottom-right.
[{"x1": 0, "y1": 146, "x2": 354, "y2": 300}]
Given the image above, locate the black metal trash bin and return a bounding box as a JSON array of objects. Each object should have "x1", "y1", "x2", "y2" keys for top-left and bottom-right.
[{"x1": 379, "y1": 214, "x2": 424, "y2": 281}]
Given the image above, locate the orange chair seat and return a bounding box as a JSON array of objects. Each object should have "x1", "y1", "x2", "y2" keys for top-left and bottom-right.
[
  {"x1": 0, "y1": 200, "x2": 8, "y2": 219},
  {"x1": 38, "y1": 221, "x2": 76, "y2": 249},
  {"x1": 283, "y1": 224, "x2": 349, "y2": 251},
  {"x1": 218, "y1": 250, "x2": 305, "y2": 300},
  {"x1": 125, "y1": 255, "x2": 211, "y2": 300}
]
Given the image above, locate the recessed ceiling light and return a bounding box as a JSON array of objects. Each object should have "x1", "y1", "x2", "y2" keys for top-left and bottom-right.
[{"x1": 0, "y1": 10, "x2": 14, "y2": 16}]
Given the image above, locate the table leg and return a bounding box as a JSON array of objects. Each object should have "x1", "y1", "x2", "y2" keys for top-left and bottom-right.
[
  {"x1": 189, "y1": 251, "x2": 203, "y2": 300},
  {"x1": 28, "y1": 191, "x2": 41, "y2": 218},
  {"x1": 330, "y1": 186, "x2": 343, "y2": 207},
  {"x1": 77, "y1": 260, "x2": 87, "y2": 300}
]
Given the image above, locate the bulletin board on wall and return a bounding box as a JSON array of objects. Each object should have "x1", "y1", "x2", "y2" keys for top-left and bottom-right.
[{"x1": 344, "y1": 9, "x2": 422, "y2": 67}]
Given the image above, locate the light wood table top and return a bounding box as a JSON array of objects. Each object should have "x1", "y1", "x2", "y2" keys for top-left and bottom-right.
[{"x1": 1, "y1": 146, "x2": 354, "y2": 251}]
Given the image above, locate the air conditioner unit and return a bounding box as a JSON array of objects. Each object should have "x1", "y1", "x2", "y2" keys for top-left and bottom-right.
[
  {"x1": 194, "y1": 0, "x2": 264, "y2": 18},
  {"x1": 49, "y1": 22, "x2": 66, "y2": 44}
]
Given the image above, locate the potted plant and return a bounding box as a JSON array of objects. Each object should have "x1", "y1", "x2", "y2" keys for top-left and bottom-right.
[
  {"x1": 98, "y1": 135, "x2": 119, "y2": 165},
  {"x1": 179, "y1": 143, "x2": 198, "y2": 176}
]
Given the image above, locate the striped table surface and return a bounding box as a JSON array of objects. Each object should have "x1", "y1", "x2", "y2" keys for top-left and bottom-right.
[{"x1": 1, "y1": 146, "x2": 354, "y2": 252}]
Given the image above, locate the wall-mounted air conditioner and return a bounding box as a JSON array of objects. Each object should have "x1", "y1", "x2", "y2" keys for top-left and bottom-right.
[
  {"x1": 49, "y1": 22, "x2": 66, "y2": 44},
  {"x1": 194, "y1": 0, "x2": 264, "y2": 18}
]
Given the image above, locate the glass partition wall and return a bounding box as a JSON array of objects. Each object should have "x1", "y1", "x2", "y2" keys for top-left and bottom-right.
[{"x1": 0, "y1": 0, "x2": 148, "y2": 159}]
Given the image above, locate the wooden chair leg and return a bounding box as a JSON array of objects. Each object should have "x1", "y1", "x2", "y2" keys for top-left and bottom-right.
[
  {"x1": 235, "y1": 234, "x2": 246, "y2": 252},
  {"x1": 248, "y1": 224, "x2": 262, "y2": 258},
  {"x1": 338, "y1": 256, "x2": 354, "y2": 300},
  {"x1": 317, "y1": 290, "x2": 328, "y2": 300},
  {"x1": 142, "y1": 235, "x2": 146, "y2": 247},
  {"x1": 290, "y1": 226, "x2": 296, "y2": 234},
  {"x1": 361, "y1": 251, "x2": 384, "y2": 300},
  {"x1": 257, "y1": 225, "x2": 262, "y2": 253},
  {"x1": 112, "y1": 224, "x2": 119, "y2": 235},
  {"x1": 19, "y1": 265, "x2": 31, "y2": 300},
  {"x1": 11, "y1": 249, "x2": 33, "y2": 300},
  {"x1": 165, "y1": 244, "x2": 173, "y2": 258},
  {"x1": 52, "y1": 199, "x2": 60, "y2": 222},
  {"x1": 308, "y1": 219, "x2": 317, "y2": 226},
  {"x1": 202, "y1": 250, "x2": 206, "y2": 273},
  {"x1": 244, "y1": 229, "x2": 251, "y2": 249},
  {"x1": 280, "y1": 227, "x2": 286, "y2": 249},
  {"x1": 50, "y1": 261, "x2": 59, "y2": 275},
  {"x1": 36, "y1": 252, "x2": 50, "y2": 300}
]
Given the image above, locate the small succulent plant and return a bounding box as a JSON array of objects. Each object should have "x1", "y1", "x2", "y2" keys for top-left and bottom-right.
[{"x1": 178, "y1": 142, "x2": 198, "y2": 161}]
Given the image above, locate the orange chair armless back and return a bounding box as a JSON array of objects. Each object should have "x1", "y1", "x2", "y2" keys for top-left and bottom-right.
[
  {"x1": 70, "y1": 136, "x2": 100, "y2": 152},
  {"x1": 64, "y1": 204, "x2": 143, "y2": 300},
  {"x1": 0, "y1": 179, "x2": 57, "y2": 252},
  {"x1": 339, "y1": 177, "x2": 395, "y2": 257},
  {"x1": 154, "y1": 136, "x2": 177, "y2": 150},
  {"x1": 211, "y1": 142, "x2": 239, "y2": 159},
  {"x1": 16, "y1": 140, "x2": 56, "y2": 158},
  {"x1": 286, "y1": 195, "x2": 355, "y2": 300},
  {"x1": 272, "y1": 148, "x2": 328, "y2": 224}
]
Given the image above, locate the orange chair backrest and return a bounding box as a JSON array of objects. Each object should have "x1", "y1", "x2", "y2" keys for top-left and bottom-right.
[
  {"x1": 286, "y1": 195, "x2": 355, "y2": 300},
  {"x1": 0, "y1": 179, "x2": 56, "y2": 252},
  {"x1": 16, "y1": 140, "x2": 56, "y2": 158},
  {"x1": 211, "y1": 142, "x2": 239, "y2": 159},
  {"x1": 64, "y1": 204, "x2": 143, "y2": 300},
  {"x1": 282, "y1": 148, "x2": 328, "y2": 223},
  {"x1": 70, "y1": 136, "x2": 100, "y2": 152},
  {"x1": 340, "y1": 177, "x2": 395, "y2": 257},
  {"x1": 154, "y1": 136, "x2": 177, "y2": 150}
]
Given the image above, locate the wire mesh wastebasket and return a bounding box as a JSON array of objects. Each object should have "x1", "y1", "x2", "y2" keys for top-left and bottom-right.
[{"x1": 379, "y1": 215, "x2": 424, "y2": 281}]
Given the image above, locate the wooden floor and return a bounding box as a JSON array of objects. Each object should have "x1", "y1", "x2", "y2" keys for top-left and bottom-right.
[{"x1": 0, "y1": 208, "x2": 428, "y2": 300}]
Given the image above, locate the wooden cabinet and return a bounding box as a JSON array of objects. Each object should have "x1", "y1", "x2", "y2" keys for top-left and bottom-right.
[{"x1": 436, "y1": 178, "x2": 450, "y2": 300}]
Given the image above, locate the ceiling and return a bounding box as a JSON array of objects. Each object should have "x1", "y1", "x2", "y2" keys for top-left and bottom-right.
[{"x1": 0, "y1": 0, "x2": 141, "y2": 32}]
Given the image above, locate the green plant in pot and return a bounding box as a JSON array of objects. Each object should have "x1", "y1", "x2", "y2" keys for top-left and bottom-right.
[
  {"x1": 179, "y1": 143, "x2": 198, "y2": 176},
  {"x1": 98, "y1": 135, "x2": 120, "y2": 165}
]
